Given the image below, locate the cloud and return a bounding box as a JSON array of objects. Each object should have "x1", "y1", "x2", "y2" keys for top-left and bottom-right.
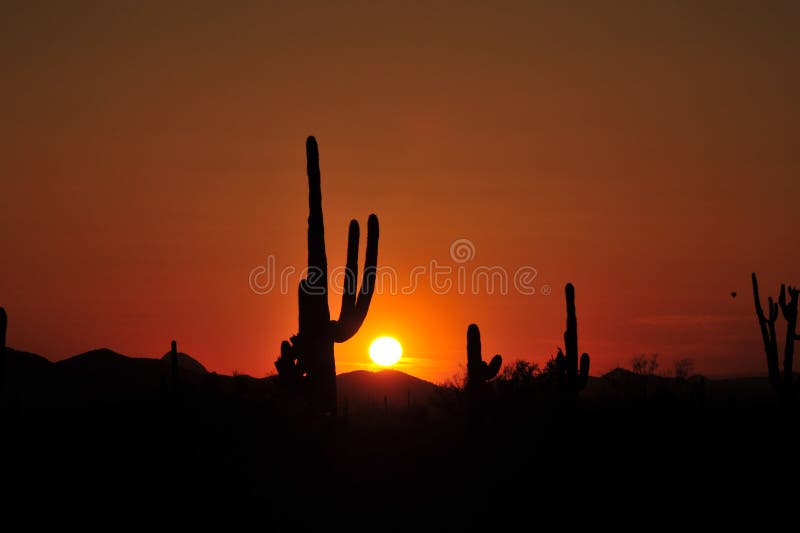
[
  {"x1": 336, "y1": 356, "x2": 444, "y2": 375},
  {"x1": 630, "y1": 314, "x2": 750, "y2": 327}
]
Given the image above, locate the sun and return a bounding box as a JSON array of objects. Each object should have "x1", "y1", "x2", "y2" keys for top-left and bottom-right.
[{"x1": 369, "y1": 336, "x2": 403, "y2": 367}]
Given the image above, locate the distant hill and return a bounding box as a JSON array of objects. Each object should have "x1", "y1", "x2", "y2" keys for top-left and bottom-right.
[
  {"x1": 1, "y1": 345, "x2": 786, "y2": 414},
  {"x1": 5, "y1": 347, "x2": 53, "y2": 374},
  {"x1": 337, "y1": 369, "x2": 439, "y2": 411},
  {"x1": 587, "y1": 367, "x2": 780, "y2": 411},
  {"x1": 160, "y1": 350, "x2": 208, "y2": 374},
  {"x1": 3, "y1": 348, "x2": 59, "y2": 411},
  {"x1": 57, "y1": 348, "x2": 207, "y2": 376},
  {"x1": 2, "y1": 346, "x2": 218, "y2": 412}
]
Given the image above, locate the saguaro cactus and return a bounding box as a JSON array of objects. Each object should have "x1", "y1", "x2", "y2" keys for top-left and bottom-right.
[
  {"x1": 466, "y1": 324, "x2": 502, "y2": 388},
  {"x1": 275, "y1": 137, "x2": 379, "y2": 415},
  {"x1": 752, "y1": 272, "x2": 799, "y2": 404},
  {"x1": 554, "y1": 283, "x2": 590, "y2": 393},
  {"x1": 170, "y1": 340, "x2": 179, "y2": 390}
]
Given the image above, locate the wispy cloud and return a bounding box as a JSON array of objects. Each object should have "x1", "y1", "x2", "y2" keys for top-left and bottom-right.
[
  {"x1": 630, "y1": 314, "x2": 750, "y2": 327},
  {"x1": 337, "y1": 356, "x2": 445, "y2": 375}
]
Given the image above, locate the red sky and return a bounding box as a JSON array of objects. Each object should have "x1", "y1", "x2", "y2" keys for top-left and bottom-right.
[{"x1": 1, "y1": 1, "x2": 798, "y2": 382}]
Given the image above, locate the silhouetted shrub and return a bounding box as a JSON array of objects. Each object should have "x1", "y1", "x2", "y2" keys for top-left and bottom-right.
[
  {"x1": 674, "y1": 358, "x2": 693, "y2": 380},
  {"x1": 632, "y1": 353, "x2": 659, "y2": 375},
  {"x1": 499, "y1": 359, "x2": 539, "y2": 385}
]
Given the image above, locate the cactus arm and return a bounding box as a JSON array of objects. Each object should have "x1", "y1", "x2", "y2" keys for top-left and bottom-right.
[
  {"x1": 752, "y1": 273, "x2": 781, "y2": 389},
  {"x1": 752, "y1": 273, "x2": 767, "y2": 322},
  {"x1": 332, "y1": 214, "x2": 379, "y2": 343},
  {"x1": 275, "y1": 339, "x2": 303, "y2": 382},
  {"x1": 275, "y1": 340, "x2": 291, "y2": 371},
  {"x1": 579, "y1": 353, "x2": 590, "y2": 389},
  {"x1": 486, "y1": 354, "x2": 502, "y2": 380},
  {"x1": 779, "y1": 285, "x2": 790, "y2": 387},
  {"x1": 332, "y1": 220, "x2": 359, "y2": 339},
  {"x1": 767, "y1": 297, "x2": 781, "y2": 389},
  {"x1": 356, "y1": 214, "x2": 380, "y2": 317},
  {"x1": 778, "y1": 285, "x2": 798, "y2": 389}
]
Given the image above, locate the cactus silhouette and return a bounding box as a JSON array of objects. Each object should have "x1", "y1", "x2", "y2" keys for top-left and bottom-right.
[
  {"x1": 554, "y1": 283, "x2": 590, "y2": 393},
  {"x1": 466, "y1": 324, "x2": 502, "y2": 388},
  {"x1": 170, "y1": 340, "x2": 179, "y2": 390},
  {"x1": 274, "y1": 136, "x2": 379, "y2": 415},
  {"x1": 752, "y1": 272, "x2": 799, "y2": 404}
]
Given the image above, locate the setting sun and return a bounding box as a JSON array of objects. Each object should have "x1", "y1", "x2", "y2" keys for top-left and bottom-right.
[{"x1": 369, "y1": 337, "x2": 403, "y2": 367}]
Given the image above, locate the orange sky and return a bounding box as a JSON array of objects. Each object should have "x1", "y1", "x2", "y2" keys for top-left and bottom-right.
[{"x1": 1, "y1": 1, "x2": 798, "y2": 382}]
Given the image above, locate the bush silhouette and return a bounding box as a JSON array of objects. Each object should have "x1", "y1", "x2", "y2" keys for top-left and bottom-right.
[{"x1": 632, "y1": 353, "x2": 659, "y2": 376}]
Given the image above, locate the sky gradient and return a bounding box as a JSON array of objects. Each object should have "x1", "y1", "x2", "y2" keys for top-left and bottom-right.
[{"x1": 2, "y1": 1, "x2": 798, "y2": 382}]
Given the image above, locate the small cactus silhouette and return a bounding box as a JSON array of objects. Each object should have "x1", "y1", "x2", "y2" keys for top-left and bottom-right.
[
  {"x1": 170, "y1": 340, "x2": 179, "y2": 390},
  {"x1": 554, "y1": 283, "x2": 590, "y2": 394},
  {"x1": 466, "y1": 324, "x2": 502, "y2": 388},
  {"x1": 752, "y1": 272, "x2": 798, "y2": 404},
  {"x1": 274, "y1": 136, "x2": 379, "y2": 415}
]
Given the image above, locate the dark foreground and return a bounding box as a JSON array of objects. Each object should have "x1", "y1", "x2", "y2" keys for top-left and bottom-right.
[{"x1": 2, "y1": 349, "x2": 798, "y2": 527}]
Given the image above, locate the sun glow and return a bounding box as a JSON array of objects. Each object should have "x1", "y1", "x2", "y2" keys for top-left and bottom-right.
[{"x1": 369, "y1": 336, "x2": 403, "y2": 367}]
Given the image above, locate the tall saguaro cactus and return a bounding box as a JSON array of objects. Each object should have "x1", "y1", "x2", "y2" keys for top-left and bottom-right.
[
  {"x1": 275, "y1": 137, "x2": 379, "y2": 415},
  {"x1": 752, "y1": 272, "x2": 799, "y2": 404},
  {"x1": 555, "y1": 283, "x2": 590, "y2": 393},
  {"x1": 466, "y1": 324, "x2": 502, "y2": 388}
]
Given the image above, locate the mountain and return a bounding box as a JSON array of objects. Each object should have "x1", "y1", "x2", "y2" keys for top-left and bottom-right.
[
  {"x1": 160, "y1": 350, "x2": 208, "y2": 374},
  {"x1": 336, "y1": 369, "x2": 439, "y2": 411},
  {"x1": 57, "y1": 348, "x2": 208, "y2": 384},
  {"x1": 4, "y1": 347, "x2": 53, "y2": 374},
  {"x1": 3, "y1": 345, "x2": 441, "y2": 416},
  {"x1": 2, "y1": 348, "x2": 59, "y2": 411},
  {"x1": 57, "y1": 348, "x2": 164, "y2": 392},
  {"x1": 5, "y1": 345, "x2": 782, "y2": 415}
]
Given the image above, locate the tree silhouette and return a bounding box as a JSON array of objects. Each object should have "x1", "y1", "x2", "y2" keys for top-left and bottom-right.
[
  {"x1": 274, "y1": 137, "x2": 380, "y2": 416},
  {"x1": 752, "y1": 272, "x2": 799, "y2": 406},
  {"x1": 673, "y1": 358, "x2": 693, "y2": 381},
  {"x1": 632, "y1": 353, "x2": 659, "y2": 375}
]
